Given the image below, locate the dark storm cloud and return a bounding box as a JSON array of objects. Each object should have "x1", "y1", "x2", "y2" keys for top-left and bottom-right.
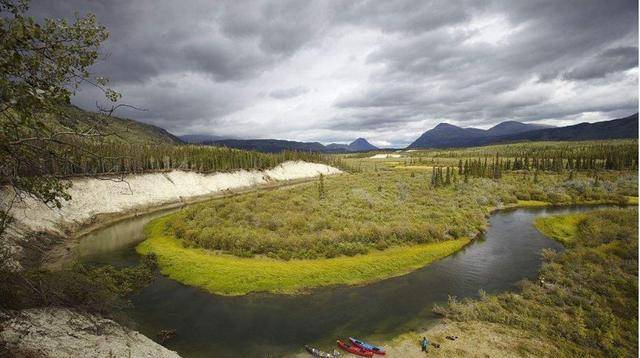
[
  {"x1": 563, "y1": 46, "x2": 638, "y2": 80},
  {"x1": 25, "y1": 0, "x2": 638, "y2": 147},
  {"x1": 335, "y1": 0, "x2": 638, "y2": 132}
]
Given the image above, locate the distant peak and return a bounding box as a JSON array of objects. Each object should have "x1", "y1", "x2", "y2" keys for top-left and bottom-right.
[
  {"x1": 348, "y1": 137, "x2": 378, "y2": 151},
  {"x1": 434, "y1": 122, "x2": 458, "y2": 128}
]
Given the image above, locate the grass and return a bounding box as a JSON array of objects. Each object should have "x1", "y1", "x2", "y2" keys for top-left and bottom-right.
[
  {"x1": 135, "y1": 141, "x2": 637, "y2": 295},
  {"x1": 515, "y1": 200, "x2": 550, "y2": 207},
  {"x1": 435, "y1": 208, "x2": 638, "y2": 357},
  {"x1": 163, "y1": 171, "x2": 496, "y2": 260},
  {"x1": 137, "y1": 217, "x2": 471, "y2": 295},
  {"x1": 162, "y1": 169, "x2": 636, "y2": 260},
  {"x1": 534, "y1": 213, "x2": 586, "y2": 244}
]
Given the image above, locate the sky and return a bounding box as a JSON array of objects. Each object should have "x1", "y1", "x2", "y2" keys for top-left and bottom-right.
[{"x1": 29, "y1": 0, "x2": 638, "y2": 147}]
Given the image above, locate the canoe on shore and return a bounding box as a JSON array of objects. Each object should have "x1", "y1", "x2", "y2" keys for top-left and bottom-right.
[
  {"x1": 304, "y1": 345, "x2": 340, "y2": 358},
  {"x1": 349, "y1": 337, "x2": 386, "y2": 355},
  {"x1": 337, "y1": 339, "x2": 373, "y2": 357}
]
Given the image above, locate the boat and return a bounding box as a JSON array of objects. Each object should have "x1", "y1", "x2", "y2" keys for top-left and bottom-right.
[
  {"x1": 349, "y1": 337, "x2": 386, "y2": 355},
  {"x1": 336, "y1": 339, "x2": 373, "y2": 357},
  {"x1": 305, "y1": 345, "x2": 341, "y2": 358}
]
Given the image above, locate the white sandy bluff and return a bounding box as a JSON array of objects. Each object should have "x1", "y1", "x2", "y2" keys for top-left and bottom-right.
[{"x1": 6, "y1": 161, "x2": 341, "y2": 235}]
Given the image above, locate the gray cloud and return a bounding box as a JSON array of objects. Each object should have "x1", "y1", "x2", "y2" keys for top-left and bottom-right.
[
  {"x1": 563, "y1": 46, "x2": 638, "y2": 80},
  {"x1": 268, "y1": 86, "x2": 309, "y2": 99},
  {"x1": 25, "y1": 0, "x2": 639, "y2": 147}
]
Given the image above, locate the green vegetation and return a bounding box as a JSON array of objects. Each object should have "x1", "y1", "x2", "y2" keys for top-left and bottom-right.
[
  {"x1": 346, "y1": 140, "x2": 638, "y2": 172},
  {"x1": 0, "y1": 254, "x2": 158, "y2": 316},
  {"x1": 137, "y1": 217, "x2": 470, "y2": 295},
  {"x1": 40, "y1": 142, "x2": 345, "y2": 177},
  {"x1": 136, "y1": 158, "x2": 636, "y2": 294},
  {"x1": 534, "y1": 213, "x2": 587, "y2": 244},
  {"x1": 161, "y1": 170, "x2": 635, "y2": 260},
  {"x1": 40, "y1": 105, "x2": 182, "y2": 145},
  {"x1": 1, "y1": 0, "x2": 115, "y2": 234},
  {"x1": 435, "y1": 208, "x2": 638, "y2": 357}
]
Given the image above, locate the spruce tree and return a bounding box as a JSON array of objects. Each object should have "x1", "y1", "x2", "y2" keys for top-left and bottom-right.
[{"x1": 318, "y1": 173, "x2": 326, "y2": 199}]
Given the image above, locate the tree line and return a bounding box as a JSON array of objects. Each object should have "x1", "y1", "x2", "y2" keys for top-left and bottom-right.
[
  {"x1": 431, "y1": 147, "x2": 637, "y2": 187},
  {"x1": 18, "y1": 142, "x2": 346, "y2": 178}
]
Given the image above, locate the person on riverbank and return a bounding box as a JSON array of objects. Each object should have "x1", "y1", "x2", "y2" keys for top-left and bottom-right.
[{"x1": 421, "y1": 336, "x2": 429, "y2": 353}]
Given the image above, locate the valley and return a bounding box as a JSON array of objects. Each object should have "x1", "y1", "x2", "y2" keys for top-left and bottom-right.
[{"x1": 1, "y1": 2, "x2": 638, "y2": 357}]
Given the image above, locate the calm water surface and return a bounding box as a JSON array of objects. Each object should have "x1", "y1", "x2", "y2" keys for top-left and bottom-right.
[{"x1": 79, "y1": 205, "x2": 611, "y2": 357}]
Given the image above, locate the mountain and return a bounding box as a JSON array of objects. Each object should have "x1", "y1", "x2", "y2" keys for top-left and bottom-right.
[
  {"x1": 494, "y1": 113, "x2": 638, "y2": 143},
  {"x1": 210, "y1": 137, "x2": 379, "y2": 153},
  {"x1": 347, "y1": 138, "x2": 378, "y2": 151},
  {"x1": 47, "y1": 105, "x2": 182, "y2": 145},
  {"x1": 408, "y1": 114, "x2": 637, "y2": 148},
  {"x1": 485, "y1": 121, "x2": 554, "y2": 137},
  {"x1": 407, "y1": 123, "x2": 487, "y2": 148},
  {"x1": 325, "y1": 143, "x2": 350, "y2": 151},
  {"x1": 179, "y1": 134, "x2": 231, "y2": 144},
  {"x1": 211, "y1": 139, "x2": 327, "y2": 153}
]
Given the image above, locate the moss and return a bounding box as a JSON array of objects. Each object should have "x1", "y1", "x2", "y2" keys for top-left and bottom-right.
[{"x1": 137, "y1": 217, "x2": 471, "y2": 295}]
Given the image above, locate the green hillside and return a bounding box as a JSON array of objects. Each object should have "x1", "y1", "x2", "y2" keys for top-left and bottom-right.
[{"x1": 41, "y1": 105, "x2": 182, "y2": 145}]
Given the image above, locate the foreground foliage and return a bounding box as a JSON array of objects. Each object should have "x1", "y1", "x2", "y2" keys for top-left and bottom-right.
[
  {"x1": 435, "y1": 208, "x2": 638, "y2": 357},
  {"x1": 0, "y1": 254, "x2": 157, "y2": 316},
  {"x1": 0, "y1": 0, "x2": 115, "y2": 237}
]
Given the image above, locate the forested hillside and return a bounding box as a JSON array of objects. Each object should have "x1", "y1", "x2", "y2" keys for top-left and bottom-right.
[{"x1": 42, "y1": 105, "x2": 182, "y2": 145}]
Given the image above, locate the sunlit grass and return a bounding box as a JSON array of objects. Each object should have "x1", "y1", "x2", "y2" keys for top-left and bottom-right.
[
  {"x1": 534, "y1": 213, "x2": 586, "y2": 244},
  {"x1": 516, "y1": 200, "x2": 550, "y2": 207},
  {"x1": 137, "y1": 217, "x2": 471, "y2": 295}
]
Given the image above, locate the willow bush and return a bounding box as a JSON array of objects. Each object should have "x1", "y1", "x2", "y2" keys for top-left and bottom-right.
[{"x1": 164, "y1": 170, "x2": 636, "y2": 260}]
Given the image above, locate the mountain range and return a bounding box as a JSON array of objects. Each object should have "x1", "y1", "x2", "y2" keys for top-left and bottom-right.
[
  {"x1": 67, "y1": 105, "x2": 637, "y2": 152},
  {"x1": 206, "y1": 137, "x2": 379, "y2": 153},
  {"x1": 408, "y1": 113, "x2": 638, "y2": 148},
  {"x1": 179, "y1": 134, "x2": 231, "y2": 144}
]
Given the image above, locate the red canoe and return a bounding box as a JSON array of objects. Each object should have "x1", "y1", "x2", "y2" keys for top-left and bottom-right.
[{"x1": 337, "y1": 339, "x2": 373, "y2": 357}]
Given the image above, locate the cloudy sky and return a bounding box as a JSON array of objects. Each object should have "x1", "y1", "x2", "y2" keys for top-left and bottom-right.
[{"x1": 30, "y1": 0, "x2": 638, "y2": 147}]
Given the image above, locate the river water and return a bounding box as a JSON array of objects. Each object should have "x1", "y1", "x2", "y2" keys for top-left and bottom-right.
[{"x1": 77, "y1": 205, "x2": 611, "y2": 357}]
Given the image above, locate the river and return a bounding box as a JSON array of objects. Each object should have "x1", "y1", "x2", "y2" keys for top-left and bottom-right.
[{"x1": 76, "y1": 205, "x2": 612, "y2": 357}]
